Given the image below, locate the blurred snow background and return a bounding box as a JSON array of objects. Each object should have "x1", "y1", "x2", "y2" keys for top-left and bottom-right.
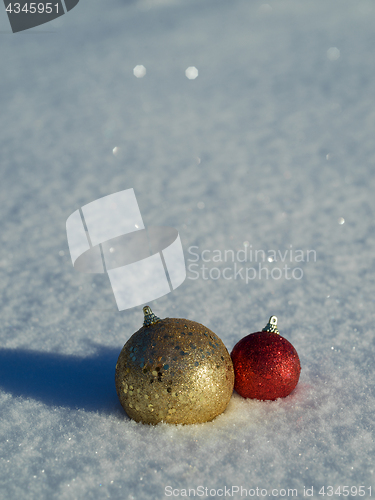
[{"x1": 0, "y1": 0, "x2": 375, "y2": 498}]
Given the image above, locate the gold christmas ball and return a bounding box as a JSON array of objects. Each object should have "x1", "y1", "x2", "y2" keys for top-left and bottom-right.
[{"x1": 115, "y1": 306, "x2": 234, "y2": 425}]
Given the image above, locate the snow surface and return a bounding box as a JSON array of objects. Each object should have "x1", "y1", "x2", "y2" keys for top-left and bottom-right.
[{"x1": 0, "y1": 0, "x2": 375, "y2": 498}]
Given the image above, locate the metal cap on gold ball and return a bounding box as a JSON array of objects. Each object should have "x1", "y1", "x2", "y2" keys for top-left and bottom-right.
[{"x1": 115, "y1": 306, "x2": 234, "y2": 425}]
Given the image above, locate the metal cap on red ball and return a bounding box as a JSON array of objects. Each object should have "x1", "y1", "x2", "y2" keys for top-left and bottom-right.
[{"x1": 231, "y1": 316, "x2": 301, "y2": 400}]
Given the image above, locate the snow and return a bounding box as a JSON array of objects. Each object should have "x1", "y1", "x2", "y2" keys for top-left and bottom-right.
[{"x1": 0, "y1": 0, "x2": 375, "y2": 498}]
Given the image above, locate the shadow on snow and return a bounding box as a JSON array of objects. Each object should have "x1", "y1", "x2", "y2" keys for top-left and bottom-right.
[{"x1": 0, "y1": 345, "x2": 128, "y2": 414}]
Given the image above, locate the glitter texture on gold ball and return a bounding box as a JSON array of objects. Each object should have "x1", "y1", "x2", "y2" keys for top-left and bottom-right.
[{"x1": 115, "y1": 306, "x2": 234, "y2": 425}]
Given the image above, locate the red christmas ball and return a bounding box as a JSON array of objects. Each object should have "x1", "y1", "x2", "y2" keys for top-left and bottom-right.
[{"x1": 231, "y1": 316, "x2": 301, "y2": 400}]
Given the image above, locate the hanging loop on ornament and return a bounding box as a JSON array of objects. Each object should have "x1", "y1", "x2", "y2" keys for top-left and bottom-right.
[
  {"x1": 143, "y1": 305, "x2": 160, "y2": 326},
  {"x1": 262, "y1": 315, "x2": 279, "y2": 334}
]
